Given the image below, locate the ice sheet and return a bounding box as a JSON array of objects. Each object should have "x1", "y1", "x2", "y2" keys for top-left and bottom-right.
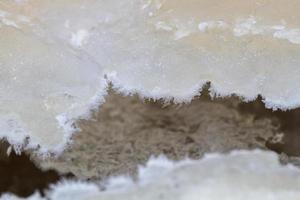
[{"x1": 1, "y1": 0, "x2": 300, "y2": 153}]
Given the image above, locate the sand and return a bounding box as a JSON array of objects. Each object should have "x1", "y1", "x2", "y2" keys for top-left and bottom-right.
[{"x1": 32, "y1": 90, "x2": 282, "y2": 180}]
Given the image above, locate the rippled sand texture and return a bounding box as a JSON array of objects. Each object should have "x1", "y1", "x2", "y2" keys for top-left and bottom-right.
[{"x1": 1, "y1": 0, "x2": 300, "y2": 153}]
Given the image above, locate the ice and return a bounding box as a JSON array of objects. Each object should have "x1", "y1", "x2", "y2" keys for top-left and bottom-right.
[
  {"x1": 1, "y1": 0, "x2": 300, "y2": 153},
  {"x1": 2, "y1": 150, "x2": 300, "y2": 200},
  {"x1": 29, "y1": 0, "x2": 300, "y2": 107},
  {"x1": 0, "y1": 6, "x2": 106, "y2": 153}
]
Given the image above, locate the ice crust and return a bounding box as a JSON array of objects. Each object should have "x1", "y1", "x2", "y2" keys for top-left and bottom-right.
[
  {"x1": 1, "y1": 0, "x2": 300, "y2": 153},
  {"x1": 2, "y1": 150, "x2": 300, "y2": 200}
]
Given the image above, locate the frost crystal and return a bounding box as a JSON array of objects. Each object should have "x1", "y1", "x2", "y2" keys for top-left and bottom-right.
[{"x1": 1, "y1": 0, "x2": 300, "y2": 153}]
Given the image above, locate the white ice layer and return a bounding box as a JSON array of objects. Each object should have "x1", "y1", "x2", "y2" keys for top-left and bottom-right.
[
  {"x1": 2, "y1": 150, "x2": 300, "y2": 200},
  {"x1": 1, "y1": 0, "x2": 300, "y2": 153}
]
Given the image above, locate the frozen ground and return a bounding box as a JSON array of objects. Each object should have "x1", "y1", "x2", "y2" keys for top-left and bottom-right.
[
  {"x1": 1, "y1": 0, "x2": 300, "y2": 153},
  {"x1": 3, "y1": 150, "x2": 300, "y2": 200},
  {"x1": 1, "y1": 0, "x2": 300, "y2": 199},
  {"x1": 1, "y1": 92, "x2": 300, "y2": 199}
]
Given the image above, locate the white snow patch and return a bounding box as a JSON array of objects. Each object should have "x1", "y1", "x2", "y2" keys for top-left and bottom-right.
[
  {"x1": 70, "y1": 29, "x2": 90, "y2": 48},
  {"x1": 233, "y1": 16, "x2": 300, "y2": 45},
  {"x1": 1, "y1": 0, "x2": 300, "y2": 154},
  {"x1": 2, "y1": 150, "x2": 300, "y2": 200},
  {"x1": 233, "y1": 16, "x2": 259, "y2": 36},
  {"x1": 274, "y1": 29, "x2": 300, "y2": 44},
  {"x1": 198, "y1": 20, "x2": 228, "y2": 32}
]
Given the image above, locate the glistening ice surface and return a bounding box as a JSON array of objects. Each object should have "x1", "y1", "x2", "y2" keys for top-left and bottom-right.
[
  {"x1": 1, "y1": 0, "x2": 300, "y2": 153},
  {"x1": 2, "y1": 150, "x2": 300, "y2": 200}
]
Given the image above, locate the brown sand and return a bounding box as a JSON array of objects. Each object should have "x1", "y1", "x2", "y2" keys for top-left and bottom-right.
[{"x1": 33, "y1": 90, "x2": 281, "y2": 180}]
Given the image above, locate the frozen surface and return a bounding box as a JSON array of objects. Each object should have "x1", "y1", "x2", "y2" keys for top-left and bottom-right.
[
  {"x1": 1, "y1": 0, "x2": 300, "y2": 153},
  {"x1": 2, "y1": 150, "x2": 300, "y2": 200}
]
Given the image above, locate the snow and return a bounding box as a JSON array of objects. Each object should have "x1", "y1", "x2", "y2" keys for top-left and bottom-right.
[
  {"x1": 70, "y1": 30, "x2": 90, "y2": 48},
  {"x1": 0, "y1": 0, "x2": 300, "y2": 153},
  {"x1": 2, "y1": 150, "x2": 300, "y2": 200}
]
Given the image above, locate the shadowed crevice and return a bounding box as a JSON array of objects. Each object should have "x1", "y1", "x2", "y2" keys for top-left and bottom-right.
[
  {"x1": 237, "y1": 96, "x2": 300, "y2": 157},
  {"x1": 0, "y1": 141, "x2": 74, "y2": 198}
]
